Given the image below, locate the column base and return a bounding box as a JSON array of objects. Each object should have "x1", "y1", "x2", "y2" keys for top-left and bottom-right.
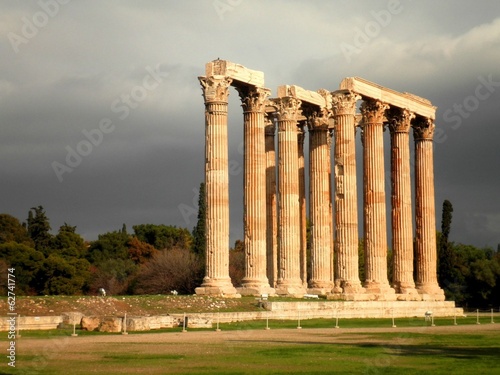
[
  {"x1": 393, "y1": 281, "x2": 418, "y2": 295},
  {"x1": 416, "y1": 283, "x2": 445, "y2": 301},
  {"x1": 394, "y1": 283, "x2": 420, "y2": 300},
  {"x1": 195, "y1": 278, "x2": 241, "y2": 298},
  {"x1": 237, "y1": 282, "x2": 275, "y2": 297},
  {"x1": 307, "y1": 287, "x2": 332, "y2": 296},
  {"x1": 307, "y1": 281, "x2": 334, "y2": 296},
  {"x1": 363, "y1": 281, "x2": 397, "y2": 301},
  {"x1": 275, "y1": 280, "x2": 307, "y2": 297},
  {"x1": 363, "y1": 281, "x2": 396, "y2": 294},
  {"x1": 329, "y1": 280, "x2": 367, "y2": 300},
  {"x1": 333, "y1": 279, "x2": 365, "y2": 294}
]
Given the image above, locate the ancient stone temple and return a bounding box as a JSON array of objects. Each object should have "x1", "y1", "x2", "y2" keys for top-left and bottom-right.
[{"x1": 195, "y1": 60, "x2": 445, "y2": 301}]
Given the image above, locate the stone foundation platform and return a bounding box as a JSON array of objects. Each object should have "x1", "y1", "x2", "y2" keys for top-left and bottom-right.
[
  {"x1": 263, "y1": 300, "x2": 463, "y2": 319},
  {"x1": 0, "y1": 301, "x2": 464, "y2": 332},
  {"x1": 171, "y1": 300, "x2": 463, "y2": 325}
]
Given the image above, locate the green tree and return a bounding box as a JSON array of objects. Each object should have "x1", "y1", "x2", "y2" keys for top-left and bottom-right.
[
  {"x1": 26, "y1": 206, "x2": 52, "y2": 254},
  {"x1": 50, "y1": 223, "x2": 87, "y2": 259},
  {"x1": 438, "y1": 200, "x2": 456, "y2": 293},
  {"x1": 0, "y1": 214, "x2": 33, "y2": 246},
  {"x1": 387, "y1": 248, "x2": 393, "y2": 286},
  {"x1": 37, "y1": 255, "x2": 91, "y2": 295},
  {"x1": 192, "y1": 182, "x2": 206, "y2": 256},
  {"x1": 86, "y1": 230, "x2": 130, "y2": 264},
  {"x1": 0, "y1": 242, "x2": 44, "y2": 294},
  {"x1": 229, "y1": 240, "x2": 245, "y2": 287},
  {"x1": 133, "y1": 224, "x2": 193, "y2": 250},
  {"x1": 449, "y1": 243, "x2": 500, "y2": 307},
  {"x1": 358, "y1": 238, "x2": 365, "y2": 283},
  {"x1": 90, "y1": 258, "x2": 138, "y2": 295},
  {"x1": 306, "y1": 219, "x2": 312, "y2": 283},
  {"x1": 492, "y1": 250, "x2": 500, "y2": 307},
  {"x1": 86, "y1": 229, "x2": 137, "y2": 294}
]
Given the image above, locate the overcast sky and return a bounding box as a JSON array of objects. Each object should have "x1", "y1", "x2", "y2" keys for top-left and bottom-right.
[{"x1": 1, "y1": 0, "x2": 499, "y2": 249}]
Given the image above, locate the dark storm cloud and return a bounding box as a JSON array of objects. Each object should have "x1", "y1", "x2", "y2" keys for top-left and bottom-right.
[{"x1": 0, "y1": 0, "x2": 499, "y2": 248}]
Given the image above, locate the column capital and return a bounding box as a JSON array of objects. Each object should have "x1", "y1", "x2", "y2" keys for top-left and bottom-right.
[
  {"x1": 387, "y1": 108, "x2": 415, "y2": 133},
  {"x1": 307, "y1": 108, "x2": 332, "y2": 132},
  {"x1": 413, "y1": 117, "x2": 435, "y2": 141},
  {"x1": 199, "y1": 75, "x2": 233, "y2": 103},
  {"x1": 236, "y1": 85, "x2": 271, "y2": 113},
  {"x1": 271, "y1": 97, "x2": 302, "y2": 122},
  {"x1": 360, "y1": 99, "x2": 389, "y2": 124},
  {"x1": 331, "y1": 91, "x2": 361, "y2": 116}
]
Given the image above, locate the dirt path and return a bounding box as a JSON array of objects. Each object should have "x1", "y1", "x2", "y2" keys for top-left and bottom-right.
[{"x1": 18, "y1": 322, "x2": 500, "y2": 352}]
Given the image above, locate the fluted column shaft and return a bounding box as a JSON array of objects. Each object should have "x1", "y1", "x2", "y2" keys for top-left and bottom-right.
[
  {"x1": 331, "y1": 92, "x2": 363, "y2": 294},
  {"x1": 196, "y1": 76, "x2": 238, "y2": 296},
  {"x1": 265, "y1": 117, "x2": 278, "y2": 288},
  {"x1": 236, "y1": 86, "x2": 273, "y2": 295},
  {"x1": 413, "y1": 118, "x2": 444, "y2": 298},
  {"x1": 308, "y1": 113, "x2": 334, "y2": 290},
  {"x1": 205, "y1": 100, "x2": 229, "y2": 280},
  {"x1": 387, "y1": 108, "x2": 417, "y2": 294},
  {"x1": 274, "y1": 97, "x2": 306, "y2": 296},
  {"x1": 360, "y1": 99, "x2": 393, "y2": 294}
]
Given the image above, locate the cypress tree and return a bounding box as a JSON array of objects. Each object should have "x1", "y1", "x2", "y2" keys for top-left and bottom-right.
[
  {"x1": 192, "y1": 182, "x2": 206, "y2": 256},
  {"x1": 26, "y1": 206, "x2": 52, "y2": 254},
  {"x1": 438, "y1": 199, "x2": 455, "y2": 288}
]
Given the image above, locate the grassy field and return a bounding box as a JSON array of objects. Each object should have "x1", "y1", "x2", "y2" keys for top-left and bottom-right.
[
  {"x1": 3, "y1": 317, "x2": 500, "y2": 375},
  {"x1": 2, "y1": 295, "x2": 499, "y2": 374}
]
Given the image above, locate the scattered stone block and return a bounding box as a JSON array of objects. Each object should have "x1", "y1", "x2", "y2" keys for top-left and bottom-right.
[
  {"x1": 99, "y1": 317, "x2": 122, "y2": 333},
  {"x1": 126, "y1": 316, "x2": 149, "y2": 331},
  {"x1": 61, "y1": 312, "x2": 83, "y2": 325},
  {"x1": 81, "y1": 316, "x2": 100, "y2": 331}
]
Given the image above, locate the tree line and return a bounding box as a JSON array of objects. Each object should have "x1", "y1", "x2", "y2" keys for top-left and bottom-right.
[
  {"x1": 0, "y1": 184, "x2": 207, "y2": 296},
  {"x1": 0, "y1": 193, "x2": 499, "y2": 308}
]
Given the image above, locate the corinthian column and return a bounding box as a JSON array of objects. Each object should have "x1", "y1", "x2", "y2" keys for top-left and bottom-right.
[
  {"x1": 273, "y1": 96, "x2": 306, "y2": 296},
  {"x1": 307, "y1": 110, "x2": 334, "y2": 293},
  {"x1": 413, "y1": 118, "x2": 445, "y2": 300},
  {"x1": 235, "y1": 85, "x2": 274, "y2": 296},
  {"x1": 265, "y1": 114, "x2": 278, "y2": 288},
  {"x1": 360, "y1": 99, "x2": 394, "y2": 296},
  {"x1": 196, "y1": 75, "x2": 239, "y2": 297},
  {"x1": 331, "y1": 91, "x2": 363, "y2": 295},
  {"x1": 387, "y1": 108, "x2": 418, "y2": 297}
]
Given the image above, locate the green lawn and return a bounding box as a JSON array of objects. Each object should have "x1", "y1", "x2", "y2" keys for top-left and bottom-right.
[
  {"x1": 9, "y1": 331, "x2": 500, "y2": 375},
  {"x1": 4, "y1": 318, "x2": 500, "y2": 374}
]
